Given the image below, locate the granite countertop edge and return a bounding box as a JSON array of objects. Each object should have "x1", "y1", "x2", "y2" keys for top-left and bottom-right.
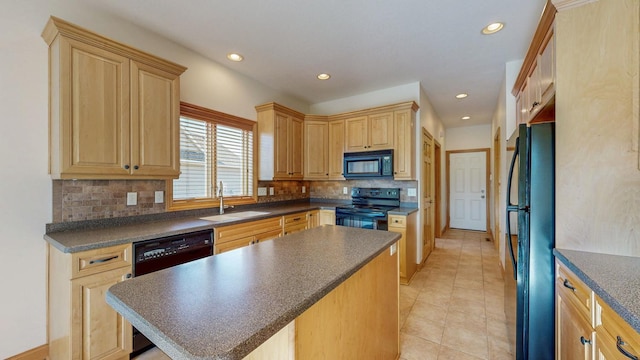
[
  {"x1": 45, "y1": 202, "x2": 340, "y2": 253},
  {"x1": 553, "y1": 249, "x2": 640, "y2": 333},
  {"x1": 106, "y1": 227, "x2": 401, "y2": 360},
  {"x1": 388, "y1": 206, "x2": 419, "y2": 215}
]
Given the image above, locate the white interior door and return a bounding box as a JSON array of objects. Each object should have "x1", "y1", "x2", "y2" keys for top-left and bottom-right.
[{"x1": 450, "y1": 152, "x2": 487, "y2": 231}]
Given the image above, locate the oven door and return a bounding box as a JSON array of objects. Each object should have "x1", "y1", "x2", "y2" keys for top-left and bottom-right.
[{"x1": 335, "y1": 213, "x2": 387, "y2": 230}]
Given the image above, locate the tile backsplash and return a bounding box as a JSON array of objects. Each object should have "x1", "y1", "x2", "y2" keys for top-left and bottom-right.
[
  {"x1": 53, "y1": 178, "x2": 417, "y2": 223},
  {"x1": 52, "y1": 180, "x2": 166, "y2": 223}
]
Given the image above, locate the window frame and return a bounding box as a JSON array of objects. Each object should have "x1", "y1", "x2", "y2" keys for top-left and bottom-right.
[{"x1": 167, "y1": 101, "x2": 257, "y2": 211}]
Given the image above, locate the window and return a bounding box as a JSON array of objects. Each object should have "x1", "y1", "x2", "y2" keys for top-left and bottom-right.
[{"x1": 168, "y1": 102, "x2": 256, "y2": 210}]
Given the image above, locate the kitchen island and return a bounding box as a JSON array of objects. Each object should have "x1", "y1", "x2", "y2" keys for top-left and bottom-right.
[{"x1": 106, "y1": 225, "x2": 400, "y2": 360}]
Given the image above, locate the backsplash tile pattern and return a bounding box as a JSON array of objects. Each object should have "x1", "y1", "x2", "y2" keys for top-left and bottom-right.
[
  {"x1": 53, "y1": 178, "x2": 417, "y2": 223},
  {"x1": 256, "y1": 180, "x2": 311, "y2": 202},
  {"x1": 52, "y1": 180, "x2": 166, "y2": 223},
  {"x1": 310, "y1": 180, "x2": 419, "y2": 203}
]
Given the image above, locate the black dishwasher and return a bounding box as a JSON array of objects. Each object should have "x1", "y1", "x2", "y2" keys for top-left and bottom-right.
[{"x1": 131, "y1": 229, "x2": 213, "y2": 357}]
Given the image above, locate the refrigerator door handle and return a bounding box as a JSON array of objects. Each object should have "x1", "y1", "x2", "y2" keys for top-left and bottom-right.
[{"x1": 506, "y1": 138, "x2": 520, "y2": 280}]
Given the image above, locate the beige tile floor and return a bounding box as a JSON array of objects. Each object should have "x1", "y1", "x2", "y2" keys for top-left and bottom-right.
[
  {"x1": 136, "y1": 229, "x2": 513, "y2": 360},
  {"x1": 400, "y1": 229, "x2": 513, "y2": 360}
]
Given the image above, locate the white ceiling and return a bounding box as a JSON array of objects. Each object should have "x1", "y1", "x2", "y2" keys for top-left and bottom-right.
[{"x1": 84, "y1": 0, "x2": 547, "y2": 128}]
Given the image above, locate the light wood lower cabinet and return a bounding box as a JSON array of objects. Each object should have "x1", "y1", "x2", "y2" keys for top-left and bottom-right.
[
  {"x1": 388, "y1": 212, "x2": 417, "y2": 285},
  {"x1": 214, "y1": 217, "x2": 283, "y2": 254},
  {"x1": 595, "y1": 295, "x2": 640, "y2": 359},
  {"x1": 319, "y1": 209, "x2": 336, "y2": 225},
  {"x1": 307, "y1": 210, "x2": 320, "y2": 229},
  {"x1": 556, "y1": 260, "x2": 640, "y2": 360},
  {"x1": 283, "y1": 212, "x2": 309, "y2": 235},
  {"x1": 49, "y1": 243, "x2": 133, "y2": 360}
]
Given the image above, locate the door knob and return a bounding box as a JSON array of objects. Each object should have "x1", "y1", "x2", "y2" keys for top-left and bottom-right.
[{"x1": 481, "y1": 195, "x2": 485, "y2": 199}]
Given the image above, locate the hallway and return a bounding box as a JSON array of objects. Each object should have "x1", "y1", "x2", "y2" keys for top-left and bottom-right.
[{"x1": 399, "y1": 229, "x2": 512, "y2": 359}]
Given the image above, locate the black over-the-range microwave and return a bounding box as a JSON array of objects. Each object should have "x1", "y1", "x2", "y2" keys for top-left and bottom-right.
[{"x1": 343, "y1": 149, "x2": 394, "y2": 179}]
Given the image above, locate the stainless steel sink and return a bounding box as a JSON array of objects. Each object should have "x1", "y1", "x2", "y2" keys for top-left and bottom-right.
[{"x1": 200, "y1": 211, "x2": 270, "y2": 223}]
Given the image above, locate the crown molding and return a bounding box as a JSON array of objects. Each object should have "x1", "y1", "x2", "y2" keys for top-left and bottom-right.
[{"x1": 551, "y1": 0, "x2": 598, "y2": 11}]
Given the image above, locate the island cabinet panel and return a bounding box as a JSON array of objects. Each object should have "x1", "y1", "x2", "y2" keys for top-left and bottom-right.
[
  {"x1": 49, "y1": 243, "x2": 133, "y2": 360},
  {"x1": 42, "y1": 16, "x2": 186, "y2": 180},
  {"x1": 295, "y1": 247, "x2": 399, "y2": 359}
]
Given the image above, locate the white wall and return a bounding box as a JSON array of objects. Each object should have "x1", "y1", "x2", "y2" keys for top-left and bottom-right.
[
  {"x1": 445, "y1": 124, "x2": 492, "y2": 150},
  {"x1": 309, "y1": 82, "x2": 420, "y2": 114},
  {"x1": 0, "y1": 1, "x2": 309, "y2": 357}
]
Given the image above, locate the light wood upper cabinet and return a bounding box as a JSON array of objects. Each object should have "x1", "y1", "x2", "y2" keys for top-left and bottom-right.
[
  {"x1": 303, "y1": 117, "x2": 345, "y2": 180},
  {"x1": 513, "y1": 4, "x2": 555, "y2": 125},
  {"x1": 303, "y1": 119, "x2": 329, "y2": 179},
  {"x1": 42, "y1": 17, "x2": 186, "y2": 179},
  {"x1": 393, "y1": 108, "x2": 416, "y2": 180},
  {"x1": 256, "y1": 103, "x2": 305, "y2": 181},
  {"x1": 344, "y1": 113, "x2": 394, "y2": 152},
  {"x1": 328, "y1": 120, "x2": 345, "y2": 179}
]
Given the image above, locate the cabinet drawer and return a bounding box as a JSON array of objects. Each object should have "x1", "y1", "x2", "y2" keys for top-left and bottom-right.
[
  {"x1": 284, "y1": 222, "x2": 307, "y2": 236},
  {"x1": 595, "y1": 296, "x2": 640, "y2": 359},
  {"x1": 72, "y1": 244, "x2": 132, "y2": 279},
  {"x1": 254, "y1": 228, "x2": 283, "y2": 243},
  {"x1": 556, "y1": 262, "x2": 592, "y2": 322},
  {"x1": 215, "y1": 217, "x2": 283, "y2": 244},
  {"x1": 284, "y1": 212, "x2": 307, "y2": 224},
  {"x1": 388, "y1": 215, "x2": 406, "y2": 227},
  {"x1": 214, "y1": 236, "x2": 255, "y2": 254}
]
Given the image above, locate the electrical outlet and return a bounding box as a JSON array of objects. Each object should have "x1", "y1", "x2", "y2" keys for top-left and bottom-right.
[
  {"x1": 269, "y1": 187, "x2": 274, "y2": 196},
  {"x1": 154, "y1": 191, "x2": 164, "y2": 203},
  {"x1": 302, "y1": 186, "x2": 306, "y2": 193},
  {"x1": 126, "y1": 192, "x2": 137, "y2": 206},
  {"x1": 343, "y1": 187, "x2": 348, "y2": 195},
  {"x1": 390, "y1": 243, "x2": 397, "y2": 255},
  {"x1": 407, "y1": 188, "x2": 417, "y2": 197},
  {"x1": 258, "y1": 187, "x2": 267, "y2": 196}
]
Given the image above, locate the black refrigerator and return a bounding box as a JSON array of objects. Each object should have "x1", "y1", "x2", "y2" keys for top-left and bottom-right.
[{"x1": 505, "y1": 122, "x2": 555, "y2": 360}]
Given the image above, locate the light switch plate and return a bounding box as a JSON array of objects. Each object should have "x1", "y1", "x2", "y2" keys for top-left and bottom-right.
[
  {"x1": 408, "y1": 188, "x2": 417, "y2": 197},
  {"x1": 258, "y1": 187, "x2": 267, "y2": 196},
  {"x1": 269, "y1": 187, "x2": 274, "y2": 196},
  {"x1": 154, "y1": 191, "x2": 164, "y2": 203},
  {"x1": 126, "y1": 192, "x2": 137, "y2": 206},
  {"x1": 302, "y1": 186, "x2": 306, "y2": 193},
  {"x1": 390, "y1": 243, "x2": 397, "y2": 255}
]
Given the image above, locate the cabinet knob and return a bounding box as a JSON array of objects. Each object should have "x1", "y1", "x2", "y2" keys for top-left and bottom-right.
[
  {"x1": 580, "y1": 336, "x2": 591, "y2": 346},
  {"x1": 124, "y1": 164, "x2": 130, "y2": 170},
  {"x1": 134, "y1": 165, "x2": 139, "y2": 170}
]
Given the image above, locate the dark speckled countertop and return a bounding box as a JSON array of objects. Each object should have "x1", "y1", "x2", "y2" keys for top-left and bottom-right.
[
  {"x1": 554, "y1": 249, "x2": 640, "y2": 333},
  {"x1": 106, "y1": 225, "x2": 400, "y2": 360},
  {"x1": 44, "y1": 202, "x2": 340, "y2": 253}
]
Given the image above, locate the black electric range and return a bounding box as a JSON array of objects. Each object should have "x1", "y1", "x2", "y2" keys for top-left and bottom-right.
[{"x1": 335, "y1": 188, "x2": 400, "y2": 230}]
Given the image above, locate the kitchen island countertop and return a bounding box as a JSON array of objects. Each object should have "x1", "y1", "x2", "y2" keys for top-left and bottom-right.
[
  {"x1": 554, "y1": 249, "x2": 640, "y2": 333},
  {"x1": 106, "y1": 225, "x2": 400, "y2": 360}
]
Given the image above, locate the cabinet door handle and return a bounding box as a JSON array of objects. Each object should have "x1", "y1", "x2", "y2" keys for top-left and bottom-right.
[
  {"x1": 124, "y1": 164, "x2": 130, "y2": 170},
  {"x1": 134, "y1": 165, "x2": 139, "y2": 170},
  {"x1": 580, "y1": 336, "x2": 591, "y2": 345},
  {"x1": 563, "y1": 279, "x2": 576, "y2": 291},
  {"x1": 617, "y1": 336, "x2": 639, "y2": 359},
  {"x1": 89, "y1": 255, "x2": 119, "y2": 265},
  {"x1": 123, "y1": 273, "x2": 132, "y2": 280},
  {"x1": 293, "y1": 217, "x2": 301, "y2": 221}
]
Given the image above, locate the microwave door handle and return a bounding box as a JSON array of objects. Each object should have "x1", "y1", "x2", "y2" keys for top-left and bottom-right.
[{"x1": 506, "y1": 139, "x2": 519, "y2": 280}]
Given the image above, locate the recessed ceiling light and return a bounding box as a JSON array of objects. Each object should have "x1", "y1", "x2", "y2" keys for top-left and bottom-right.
[
  {"x1": 317, "y1": 73, "x2": 331, "y2": 80},
  {"x1": 455, "y1": 93, "x2": 468, "y2": 99},
  {"x1": 227, "y1": 53, "x2": 244, "y2": 62},
  {"x1": 461, "y1": 116, "x2": 471, "y2": 120},
  {"x1": 482, "y1": 22, "x2": 504, "y2": 35}
]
